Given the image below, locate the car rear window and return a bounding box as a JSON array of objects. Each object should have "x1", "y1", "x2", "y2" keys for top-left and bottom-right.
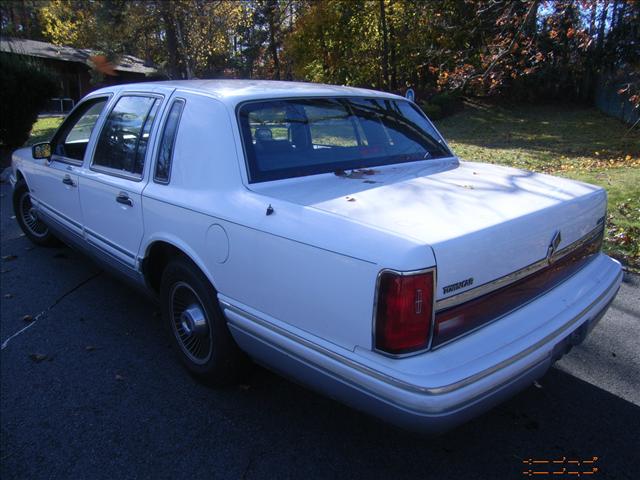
[{"x1": 238, "y1": 97, "x2": 452, "y2": 183}]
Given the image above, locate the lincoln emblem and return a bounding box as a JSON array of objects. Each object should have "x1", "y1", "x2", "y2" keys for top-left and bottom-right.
[{"x1": 546, "y1": 230, "x2": 562, "y2": 264}]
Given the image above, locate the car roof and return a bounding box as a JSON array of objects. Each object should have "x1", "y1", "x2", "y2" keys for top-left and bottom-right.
[{"x1": 91, "y1": 79, "x2": 404, "y2": 106}]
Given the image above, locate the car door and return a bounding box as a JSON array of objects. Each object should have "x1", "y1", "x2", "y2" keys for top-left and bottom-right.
[
  {"x1": 79, "y1": 93, "x2": 163, "y2": 268},
  {"x1": 29, "y1": 96, "x2": 110, "y2": 237}
]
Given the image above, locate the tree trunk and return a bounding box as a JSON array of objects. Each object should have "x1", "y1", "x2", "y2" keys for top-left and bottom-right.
[
  {"x1": 388, "y1": 0, "x2": 397, "y2": 91},
  {"x1": 268, "y1": 25, "x2": 281, "y2": 80},
  {"x1": 266, "y1": 0, "x2": 281, "y2": 80},
  {"x1": 584, "y1": 0, "x2": 600, "y2": 101},
  {"x1": 20, "y1": 0, "x2": 30, "y2": 37},
  {"x1": 174, "y1": 12, "x2": 194, "y2": 79},
  {"x1": 589, "y1": 1, "x2": 597, "y2": 35},
  {"x1": 596, "y1": 0, "x2": 609, "y2": 60},
  {"x1": 158, "y1": 1, "x2": 181, "y2": 79},
  {"x1": 11, "y1": 3, "x2": 16, "y2": 34},
  {"x1": 524, "y1": 0, "x2": 540, "y2": 37},
  {"x1": 611, "y1": 0, "x2": 621, "y2": 31},
  {"x1": 379, "y1": 0, "x2": 389, "y2": 90},
  {"x1": 319, "y1": 24, "x2": 330, "y2": 78}
]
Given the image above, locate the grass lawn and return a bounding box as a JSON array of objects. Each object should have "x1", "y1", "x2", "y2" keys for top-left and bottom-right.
[
  {"x1": 25, "y1": 116, "x2": 64, "y2": 146},
  {"x1": 26, "y1": 104, "x2": 640, "y2": 270},
  {"x1": 436, "y1": 102, "x2": 640, "y2": 271}
]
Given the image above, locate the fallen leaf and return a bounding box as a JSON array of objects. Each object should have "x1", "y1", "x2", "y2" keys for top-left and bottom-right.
[
  {"x1": 533, "y1": 380, "x2": 543, "y2": 389},
  {"x1": 29, "y1": 353, "x2": 48, "y2": 363},
  {"x1": 345, "y1": 196, "x2": 356, "y2": 202},
  {"x1": 2, "y1": 255, "x2": 17, "y2": 261},
  {"x1": 22, "y1": 314, "x2": 33, "y2": 322}
]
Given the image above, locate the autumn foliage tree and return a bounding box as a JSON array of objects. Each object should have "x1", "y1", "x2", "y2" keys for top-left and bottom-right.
[{"x1": 1, "y1": 0, "x2": 638, "y2": 109}]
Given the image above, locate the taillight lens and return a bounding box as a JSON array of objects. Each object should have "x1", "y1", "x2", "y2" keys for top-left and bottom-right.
[{"x1": 375, "y1": 270, "x2": 434, "y2": 354}]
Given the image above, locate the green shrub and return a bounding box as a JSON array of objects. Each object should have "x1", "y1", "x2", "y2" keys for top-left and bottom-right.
[
  {"x1": 428, "y1": 92, "x2": 451, "y2": 106},
  {"x1": 0, "y1": 54, "x2": 59, "y2": 148},
  {"x1": 429, "y1": 92, "x2": 462, "y2": 116},
  {"x1": 419, "y1": 102, "x2": 443, "y2": 120}
]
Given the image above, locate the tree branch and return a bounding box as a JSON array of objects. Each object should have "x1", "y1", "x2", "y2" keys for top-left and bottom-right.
[{"x1": 481, "y1": 0, "x2": 538, "y2": 82}]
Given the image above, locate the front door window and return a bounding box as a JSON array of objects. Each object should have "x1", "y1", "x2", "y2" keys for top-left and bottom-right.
[{"x1": 52, "y1": 98, "x2": 108, "y2": 163}]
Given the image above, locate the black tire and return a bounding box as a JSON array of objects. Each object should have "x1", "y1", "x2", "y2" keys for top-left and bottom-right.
[
  {"x1": 12, "y1": 180, "x2": 60, "y2": 247},
  {"x1": 160, "y1": 256, "x2": 249, "y2": 385}
]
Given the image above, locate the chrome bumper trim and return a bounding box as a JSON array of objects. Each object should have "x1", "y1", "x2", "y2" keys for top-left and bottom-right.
[
  {"x1": 222, "y1": 267, "x2": 621, "y2": 397},
  {"x1": 436, "y1": 225, "x2": 604, "y2": 311}
]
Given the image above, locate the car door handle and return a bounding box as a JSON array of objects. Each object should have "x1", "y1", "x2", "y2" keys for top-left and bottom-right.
[
  {"x1": 116, "y1": 193, "x2": 133, "y2": 206},
  {"x1": 62, "y1": 175, "x2": 75, "y2": 186}
]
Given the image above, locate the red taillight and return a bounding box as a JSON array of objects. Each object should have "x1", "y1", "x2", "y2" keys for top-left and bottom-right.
[{"x1": 375, "y1": 270, "x2": 434, "y2": 354}]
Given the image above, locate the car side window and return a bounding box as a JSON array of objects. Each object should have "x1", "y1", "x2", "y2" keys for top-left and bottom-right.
[
  {"x1": 92, "y1": 95, "x2": 160, "y2": 177},
  {"x1": 154, "y1": 99, "x2": 185, "y2": 183},
  {"x1": 52, "y1": 98, "x2": 108, "y2": 163}
]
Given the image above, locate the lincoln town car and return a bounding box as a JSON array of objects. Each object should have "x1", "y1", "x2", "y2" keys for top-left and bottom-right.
[{"x1": 10, "y1": 80, "x2": 622, "y2": 433}]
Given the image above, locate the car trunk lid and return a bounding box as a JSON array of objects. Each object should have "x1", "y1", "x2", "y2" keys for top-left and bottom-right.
[{"x1": 251, "y1": 159, "x2": 606, "y2": 303}]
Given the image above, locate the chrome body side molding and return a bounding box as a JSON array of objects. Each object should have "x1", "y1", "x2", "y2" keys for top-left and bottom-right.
[
  {"x1": 37, "y1": 205, "x2": 148, "y2": 290},
  {"x1": 435, "y1": 225, "x2": 604, "y2": 311}
]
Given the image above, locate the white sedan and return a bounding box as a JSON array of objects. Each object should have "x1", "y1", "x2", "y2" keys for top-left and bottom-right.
[{"x1": 10, "y1": 80, "x2": 622, "y2": 433}]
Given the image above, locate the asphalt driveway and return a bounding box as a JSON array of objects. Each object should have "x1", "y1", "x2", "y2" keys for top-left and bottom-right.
[{"x1": 1, "y1": 182, "x2": 639, "y2": 479}]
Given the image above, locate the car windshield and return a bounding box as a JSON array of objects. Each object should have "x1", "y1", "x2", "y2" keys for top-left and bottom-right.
[{"x1": 238, "y1": 97, "x2": 452, "y2": 183}]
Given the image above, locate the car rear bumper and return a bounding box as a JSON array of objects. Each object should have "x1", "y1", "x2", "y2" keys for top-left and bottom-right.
[{"x1": 221, "y1": 253, "x2": 622, "y2": 434}]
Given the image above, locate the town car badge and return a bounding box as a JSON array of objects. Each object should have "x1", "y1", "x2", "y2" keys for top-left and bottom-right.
[{"x1": 442, "y1": 277, "x2": 474, "y2": 295}]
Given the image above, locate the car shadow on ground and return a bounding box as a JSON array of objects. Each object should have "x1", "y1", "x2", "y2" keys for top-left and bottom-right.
[{"x1": 225, "y1": 360, "x2": 639, "y2": 479}]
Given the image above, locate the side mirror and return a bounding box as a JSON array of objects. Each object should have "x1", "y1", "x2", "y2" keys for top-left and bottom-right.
[{"x1": 32, "y1": 142, "x2": 52, "y2": 160}]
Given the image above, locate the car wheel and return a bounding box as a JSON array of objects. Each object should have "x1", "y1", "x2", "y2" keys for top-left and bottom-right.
[
  {"x1": 160, "y1": 256, "x2": 249, "y2": 385},
  {"x1": 12, "y1": 181, "x2": 60, "y2": 247}
]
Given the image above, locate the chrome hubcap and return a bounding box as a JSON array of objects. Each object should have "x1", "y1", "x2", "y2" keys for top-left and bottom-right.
[
  {"x1": 170, "y1": 282, "x2": 213, "y2": 365},
  {"x1": 19, "y1": 192, "x2": 48, "y2": 238},
  {"x1": 180, "y1": 304, "x2": 208, "y2": 336}
]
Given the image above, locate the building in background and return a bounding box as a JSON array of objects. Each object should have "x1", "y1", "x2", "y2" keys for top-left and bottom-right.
[{"x1": 0, "y1": 36, "x2": 157, "y2": 111}]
